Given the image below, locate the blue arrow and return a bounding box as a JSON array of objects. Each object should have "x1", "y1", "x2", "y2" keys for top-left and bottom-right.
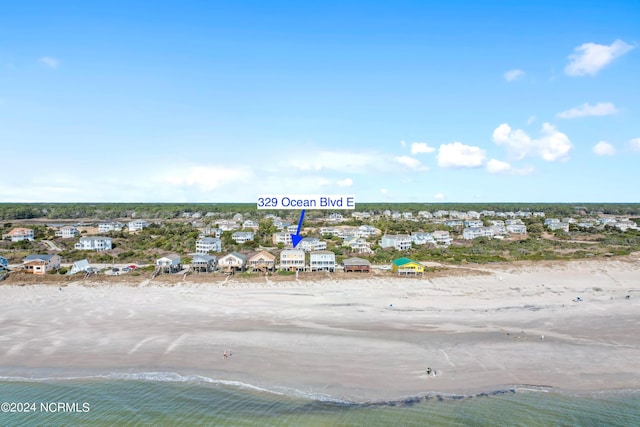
[{"x1": 290, "y1": 209, "x2": 306, "y2": 248}]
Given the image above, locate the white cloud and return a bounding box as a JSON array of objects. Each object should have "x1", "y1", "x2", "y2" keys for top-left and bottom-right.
[
  {"x1": 493, "y1": 122, "x2": 572, "y2": 162},
  {"x1": 433, "y1": 193, "x2": 445, "y2": 200},
  {"x1": 39, "y1": 56, "x2": 59, "y2": 69},
  {"x1": 400, "y1": 140, "x2": 406, "y2": 148},
  {"x1": 486, "y1": 159, "x2": 512, "y2": 174},
  {"x1": 527, "y1": 115, "x2": 536, "y2": 125},
  {"x1": 336, "y1": 177, "x2": 353, "y2": 187},
  {"x1": 289, "y1": 150, "x2": 389, "y2": 173},
  {"x1": 629, "y1": 138, "x2": 640, "y2": 152},
  {"x1": 486, "y1": 159, "x2": 535, "y2": 175},
  {"x1": 565, "y1": 39, "x2": 634, "y2": 76},
  {"x1": 592, "y1": 141, "x2": 616, "y2": 156},
  {"x1": 504, "y1": 69, "x2": 525, "y2": 82},
  {"x1": 394, "y1": 155, "x2": 427, "y2": 170},
  {"x1": 437, "y1": 142, "x2": 486, "y2": 168},
  {"x1": 556, "y1": 102, "x2": 619, "y2": 119},
  {"x1": 163, "y1": 165, "x2": 252, "y2": 191},
  {"x1": 410, "y1": 142, "x2": 436, "y2": 155},
  {"x1": 380, "y1": 188, "x2": 388, "y2": 194}
]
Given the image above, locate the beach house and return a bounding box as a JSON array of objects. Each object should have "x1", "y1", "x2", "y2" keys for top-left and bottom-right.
[
  {"x1": 128, "y1": 220, "x2": 150, "y2": 232},
  {"x1": 299, "y1": 237, "x2": 327, "y2": 252},
  {"x1": 309, "y1": 250, "x2": 336, "y2": 272},
  {"x1": 55, "y1": 226, "x2": 79, "y2": 239},
  {"x1": 380, "y1": 234, "x2": 412, "y2": 251},
  {"x1": 74, "y1": 236, "x2": 113, "y2": 251},
  {"x1": 98, "y1": 222, "x2": 124, "y2": 233},
  {"x1": 391, "y1": 257, "x2": 424, "y2": 275},
  {"x1": 232, "y1": 231, "x2": 254, "y2": 244},
  {"x1": 272, "y1": 232, "x2": 292, "y2": 246},
  {"x1": 22, "y1": 254, "x2": 62, "y2": 275},
  {"x1": 280, "y1": 249, "x2": 305, "y2": 271},
  {"x1": 191, "y1": 254, "x2": 217, "y2": 273},
  {"x1": 248, "y1": 251, "x2": 276, "y2": 272},
  {"x1": 4, "y1": 228, "x2": 35, "y2": 242},
  {"x1": 218, "y1": 252, "x2": 247, "y2": 273},
  {"x1": 196, "y1": 237, "x2": 222, "y2": 253},
  {"x1": 342, "y1": 257, "x2": 371, "y2": 273},
  {"x1": 156, "y1": 254, "x2": 182, "y2": 273},
  {"x1": 67, "y1": 259, "x2": 92, "y2": 275}
]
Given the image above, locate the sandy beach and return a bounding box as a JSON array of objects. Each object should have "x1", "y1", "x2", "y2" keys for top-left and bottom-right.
[{"x1": 1, "y1": 257, "x2": 639, "y2": 402}]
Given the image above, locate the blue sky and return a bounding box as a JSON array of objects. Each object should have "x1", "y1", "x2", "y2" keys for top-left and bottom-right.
[{"x1": 1, "y1": 0, "x2": 639, "y2": 203}]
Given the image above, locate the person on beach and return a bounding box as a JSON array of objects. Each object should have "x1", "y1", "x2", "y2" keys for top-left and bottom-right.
[{"x1": 223, "y1": 351, "x2": 227, "y2": 359}]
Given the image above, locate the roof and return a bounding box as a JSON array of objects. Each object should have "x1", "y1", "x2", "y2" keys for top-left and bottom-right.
[
  {"x1": 221, "y1": 251, "x2": 246, "y2": 261},
  {"x1": 249, "y1": 251, "x2": 276, "y2": 261},
  {"x1": 310, "y1": 250, "x2": 335, "y2": 256},
  {"x1": 9, "y1": 228, "x2": 32, "y2": 235},
  {"x1": 80, "y1": 236, "x2": 111, "y2": 241},
  {"x1": 392, "y1": 257, "x2": 420, "y2": 267},
  {"x1": 198, "y1": 237, "x2": 221, "y2": 243},
  {"x1": 159, "y1": 254, "x2": 181, "y2": 262},
  {"x1": 192, "y1": 254, "x2": 217, "y2": 262},
  {"x1": 342, "y1": 257, "x2": 371, "y2": 266},
  {"x1": 23, "y1": 254, "x2": 56, "y2": 262}
]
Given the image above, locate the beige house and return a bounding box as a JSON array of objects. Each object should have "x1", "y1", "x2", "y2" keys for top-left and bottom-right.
[
  {"x1": 248, "y1": 251, "x2": 276, "y2": 272},
  {"x1": 22, "y1": 254, "x2": 61, "y2": 275}
]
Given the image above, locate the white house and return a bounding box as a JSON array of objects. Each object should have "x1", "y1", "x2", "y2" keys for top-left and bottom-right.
[
  {"x1": 55, "y1": 226, "x2": 79, "y2": 239},
  {"x1": 196, "y1": 237, "x2": 222, "y2": 253},
  {"x1": 156, "y1": 254, "x2": 181, "y2": 273},
  {"x1": 273, "y1": 232, "x2": 292, "y2": 246},
  {"x1": 98, "y1": 222, "x2": 124, "y2": 233},
  {"x1": 444, "y1": 220, "x2": 464, "y2": 227},
  {"x1": 232, "y1": 231, "x2": 254, "y2": 244},
  {"x1": 280, "y1": 249, "x2": 305, "y2": 271},
  {"x1": 242, "y1": 220, "x2": 259, "y2": 230},
  {"x1": 357, "y1": 225, "x2": 378, "y2": 237},
  {"x1": 74, "y1": 236, "x2": 113, "y2": 251},
  {"x1": 380, "y1": 234, "x2": 412, "y2": 251},
  {"x1": 218, "y1": 252, "x2": 247, "y2": 272},
  {"x1": 215, "y1": 220, "x2": 239, "y2": 231},
  {"x1": 67, "y1": 259, "x2": 91, "y2": 275},
  {"x1": 128, "y1": 220, "x2": 150, "y2": 232},
  {"x1": 411, "y1": 232, "x2": 436, "y2": 246},
  {"x1": 342, "y1": 236, "x2": 372, "y2": 254},
  {"x1": 310, "y1": 250, "x2": 336, "y2": 272},
  {"x1": 286, "y1": 224, "x2": 299, "y2": 234},
  {"x1": 299, "y1": 237, "x2": 327, "y2": 252},
  {"x1": 200, "y1": 227, "x2": 222, "y2": 238},
  {"x1": 547, "y1": 222, "x2": 570, "y2": 232},
  {"x1": 462, "y1": 227, "x2": 494, "y2": 240},
  {"x1": 464, "y1": 220, "x2": 484, "y2": 228},
  {"x1": 418, "y1": 211, "x2": 433, "y2": 219},
  {"x1": 432, "y1": 230, "x2": 453, "y2": 246},
  {"x1": 506, "y1": 224, "x2": 527, "y2": 234},
  {"x1": 4, "y1": 228, "x2": 35, "y2": 242},
  {"x1": 328, "y1": 213, "x2": 344, "y2": 222}
]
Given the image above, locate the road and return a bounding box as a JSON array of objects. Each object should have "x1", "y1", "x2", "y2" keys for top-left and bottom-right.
[{"x1": 42, "y1": 240, "x2": 63, "y2": 252}]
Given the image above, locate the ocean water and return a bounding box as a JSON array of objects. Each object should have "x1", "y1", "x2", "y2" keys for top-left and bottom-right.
[{"x1": 1, "y1": 373, "x2": 639, "y2": 426}]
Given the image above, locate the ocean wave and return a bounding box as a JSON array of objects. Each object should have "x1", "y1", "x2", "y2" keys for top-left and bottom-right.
[{"x1": 1, "y1": 373, "x2": 638, "y2": 406}]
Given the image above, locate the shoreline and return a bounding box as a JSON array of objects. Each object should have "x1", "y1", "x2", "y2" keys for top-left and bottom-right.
[{"x1": 1, "y1": 257, "x2": 639, "y2": 402}]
